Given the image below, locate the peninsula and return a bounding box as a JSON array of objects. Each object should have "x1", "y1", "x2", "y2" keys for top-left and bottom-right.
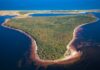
[{"x1": 4, "y1": 13, "x2": 96, "y2": 60}]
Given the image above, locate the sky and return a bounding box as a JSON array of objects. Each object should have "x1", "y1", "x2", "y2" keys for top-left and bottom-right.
[{"x1": 0, "y1": 0, "x2": 100, "y2": 10}]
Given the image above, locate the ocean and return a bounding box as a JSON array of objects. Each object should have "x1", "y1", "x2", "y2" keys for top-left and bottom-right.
[{"x1": 0, "y1": 0, "x2": 100, "y2": 10}]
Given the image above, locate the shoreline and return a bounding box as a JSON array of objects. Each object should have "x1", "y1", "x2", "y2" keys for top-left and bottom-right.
[{"x1": 1, "y1": 13, "x2": 99, "y2": 67}]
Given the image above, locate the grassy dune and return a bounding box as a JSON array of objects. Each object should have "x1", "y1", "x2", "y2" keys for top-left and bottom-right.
[{"x1": 5, "y1": 14, "x2": 96, "y2": 60}]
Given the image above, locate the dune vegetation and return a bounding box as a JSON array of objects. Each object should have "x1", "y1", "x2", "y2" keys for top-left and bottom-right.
[{"x1": 5, "y1": 14, "x2": 96, "y2": 60}]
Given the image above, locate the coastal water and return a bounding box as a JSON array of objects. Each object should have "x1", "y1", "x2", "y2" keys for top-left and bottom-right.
[
  {"x1": 30, "y1": 14, "x2": 76, "y2": 17},
  {"x1": 0, "y1": 13, "x2": 100, "y2": 70},
  {"x1": 0, "y1": 16, "x2": 31, "y2": 69},
  {"x1": 79, "y1": 13, "x2": 100, "y2": 43}
]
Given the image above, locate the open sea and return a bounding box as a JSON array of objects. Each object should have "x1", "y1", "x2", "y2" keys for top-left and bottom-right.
[{"x1": 0, "y1": 0, "x2": 100, "y2": 10}]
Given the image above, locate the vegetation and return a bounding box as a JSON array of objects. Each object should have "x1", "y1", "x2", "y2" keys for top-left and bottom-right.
[{"x1": 5, "y1": 14, "x2": 96, "y2": 60}]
